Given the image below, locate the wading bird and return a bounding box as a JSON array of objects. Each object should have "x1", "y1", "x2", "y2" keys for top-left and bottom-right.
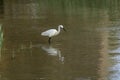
[{"x1": 41, "y1": 25, "x2": 66, "y2": 44}]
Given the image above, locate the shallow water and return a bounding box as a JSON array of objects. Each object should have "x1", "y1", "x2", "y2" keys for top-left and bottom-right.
[{"x1": 0, "y1": 0, "x2": 120, "y2": 80}]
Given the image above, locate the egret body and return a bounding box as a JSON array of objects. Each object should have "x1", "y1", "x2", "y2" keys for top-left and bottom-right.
[{"x1": 41, "y1": 25, "x2": 65, "y2": 44}]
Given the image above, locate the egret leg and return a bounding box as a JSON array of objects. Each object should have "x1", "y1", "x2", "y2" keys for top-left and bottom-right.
[{"x1": 48, "y1": 37, "x2": 51, "y2": 44}]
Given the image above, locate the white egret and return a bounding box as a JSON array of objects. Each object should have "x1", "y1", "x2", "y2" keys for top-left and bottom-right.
[{"x1": 41, "y1": 25, "x2": 66, "y2": 44}]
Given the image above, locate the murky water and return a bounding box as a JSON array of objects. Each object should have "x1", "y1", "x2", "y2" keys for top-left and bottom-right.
[{"x1": 0, "y1": 0, "x2": 120, "y2": 80}]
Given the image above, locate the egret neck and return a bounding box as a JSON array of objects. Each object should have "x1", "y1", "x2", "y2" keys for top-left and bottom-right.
[{"x1": 55, "y1": 26, "x2": 61, "y2": 36}]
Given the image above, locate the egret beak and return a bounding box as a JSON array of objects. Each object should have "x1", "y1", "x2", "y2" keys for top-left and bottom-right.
[{"x1": 63, "y1": 28, "x2": 66, "y2": 32}]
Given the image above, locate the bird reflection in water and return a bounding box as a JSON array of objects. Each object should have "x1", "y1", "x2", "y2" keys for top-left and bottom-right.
[
  {"x1": 29, "y1": 42, "x2": 64, "y2": 63},
  {"x1": 41, "y1": 44, "x2": 64, "y2": 64}
]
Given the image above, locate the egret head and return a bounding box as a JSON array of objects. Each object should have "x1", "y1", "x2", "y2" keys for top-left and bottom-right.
[
  {"x1": 59, "y1": 25, "x2": 64, "y2": 28},
  {"x1": 59, "y1": 25, "x2": 66, "y2": 31}
]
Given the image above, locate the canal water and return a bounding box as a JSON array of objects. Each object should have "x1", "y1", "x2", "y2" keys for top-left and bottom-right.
[{"x1": 0, "y1": 0, "x2": 120, "y2": 80}]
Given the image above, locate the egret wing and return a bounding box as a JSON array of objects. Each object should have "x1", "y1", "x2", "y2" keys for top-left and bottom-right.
[{"x1": 41, "y1": 29, "x2": 57, "y2": 37}]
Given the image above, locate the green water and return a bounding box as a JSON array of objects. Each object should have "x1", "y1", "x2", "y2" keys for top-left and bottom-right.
[{"x1": 0, "y1": 0, "x2": 120, "y2": 80}]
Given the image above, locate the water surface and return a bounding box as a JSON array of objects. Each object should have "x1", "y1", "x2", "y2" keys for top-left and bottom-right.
[{"x1": 0, "y1": 0, "x2": 120, "y2": 80}]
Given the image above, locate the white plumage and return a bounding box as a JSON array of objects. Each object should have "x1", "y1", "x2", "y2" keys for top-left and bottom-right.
[
  {"x1": 41, "y1": 25, "x2": 66, "y2": 44},
  {"x1": 41, "y1": 29, "x2": 58, "y2": 37}
]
